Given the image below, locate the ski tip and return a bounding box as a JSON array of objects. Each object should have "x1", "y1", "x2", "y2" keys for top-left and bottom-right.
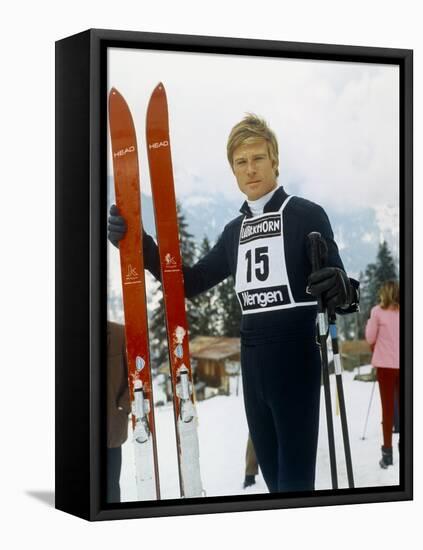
[
  {"x1": 109, "y1": 87, "x2": 121, "y2": 98},
  {"x1": 109, "y1": 87, "x2": 131, "y2": 112},
  {"x1": 147, "y1": 83, "x2": 166, "y2": 114},
  {"x1": 151, "y1": 82, "x2": 166, "y2": 97},
  {"x1": 109, "y1": 87, "x2": 121, "y2": 107}
]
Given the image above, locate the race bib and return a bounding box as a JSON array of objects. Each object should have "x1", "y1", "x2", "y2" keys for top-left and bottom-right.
[{"x1": 235, "y1": 197, "x2": 294, "y2": 315}]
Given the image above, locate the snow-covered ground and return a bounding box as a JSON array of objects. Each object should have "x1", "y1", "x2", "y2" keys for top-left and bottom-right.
[{"x1": 120, "y1": 365, "x2": 399, "y2": 501}]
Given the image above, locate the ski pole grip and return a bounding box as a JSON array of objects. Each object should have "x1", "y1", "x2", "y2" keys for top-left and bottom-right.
[{"x1": 308, "y1": 231, "x2": 322, "y2": 273}]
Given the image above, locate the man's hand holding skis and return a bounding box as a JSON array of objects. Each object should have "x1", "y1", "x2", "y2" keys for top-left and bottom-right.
[{"x1": 108, "y1": 204, "x2": 127, "y2": 248}]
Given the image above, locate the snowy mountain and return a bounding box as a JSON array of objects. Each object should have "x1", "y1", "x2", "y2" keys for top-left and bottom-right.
[
  {"x1": 153, "y1": 194, "x2": 397, "y2": 278},
  {"x1": 107, "y1": 176, "x2": 399, "y2": 279}
]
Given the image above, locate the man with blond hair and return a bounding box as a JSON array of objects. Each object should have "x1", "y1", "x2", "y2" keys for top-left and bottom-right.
[{"x1": 108, "y1": 114, "x2": 359, "y2": 493}]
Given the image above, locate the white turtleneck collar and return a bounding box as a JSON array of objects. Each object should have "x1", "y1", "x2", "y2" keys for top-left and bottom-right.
[{"x1": 247, "y1": 186, "x2": 279, "y2": 216}]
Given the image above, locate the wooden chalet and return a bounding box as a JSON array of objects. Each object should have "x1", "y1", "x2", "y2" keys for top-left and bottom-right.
[{"x1": 189, "y1": 336, "x2": 241, "y2": 397}]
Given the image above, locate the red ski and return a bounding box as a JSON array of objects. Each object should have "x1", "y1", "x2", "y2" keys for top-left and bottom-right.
[
  {"x1": 108, "y1": 88, "x2": 160, "y2": 501},
  {"x1": 146, "y1": 83, "x2": 204, "y2": 498}
]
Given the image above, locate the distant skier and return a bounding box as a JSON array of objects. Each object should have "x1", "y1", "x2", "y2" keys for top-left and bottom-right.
[
  {"x1": 108, "y1": 114, "x2": 359, "y2": 493},
  {"x1": 365, "y1": 280, "x2": 400, "y2": 469}
]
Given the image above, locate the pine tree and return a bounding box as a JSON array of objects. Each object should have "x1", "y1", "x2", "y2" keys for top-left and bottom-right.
[
  {"x1": 365, "y1": 241, "x2": 397, "y2": 309},
  {"x1": 195, "y1": 236, "x2": 219, "y2": 336},
  {"x1": 374, "y1": 240, "x2": 397, "y2": 285},
  {"x1": 177, "y1": 201, "x2": 197, "y2": 265},
  {"x1": 149, "y1": 282, "x2": 167, "y2": 371},
  {"x1": 362, "y1": 262, "x2": 378, "y2": 311},
  {"x1": 216, "y1": 276, "x2": 242, "y2": 337},
  {"x1": 356, "y1": 240, "x2": 398, "y2": 338},
  {"x1": 176, "y1": 202, "x2": 203, "y2": 338}
]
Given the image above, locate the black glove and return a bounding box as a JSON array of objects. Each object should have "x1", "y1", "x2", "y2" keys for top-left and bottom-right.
[
  {"x1": 108, "y1": 204, "x2": 127, "y2": 248},
  {"x1": 308, "y1": 267, "x2": 352, "y2": 312}
]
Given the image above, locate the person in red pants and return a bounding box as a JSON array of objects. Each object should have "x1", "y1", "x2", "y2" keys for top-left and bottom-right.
[{"x1": 365, "y1": 280, "x2": 400, "y2": 469}]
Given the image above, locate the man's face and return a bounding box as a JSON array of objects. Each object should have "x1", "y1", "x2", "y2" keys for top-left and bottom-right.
[{"x1": 232, "y1": 139, "x2": 278, "y2": 201}]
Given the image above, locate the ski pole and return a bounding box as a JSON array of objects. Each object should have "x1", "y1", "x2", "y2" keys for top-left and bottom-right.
[
  {"x1": 328, "y1": 313, "x2": 355, "y2": 488},
  {"x1": 361, "y1": 380, "x2": 376, "y2": 440},
  {"x1": 308, "y1": 231, "x2": 338, "y2": 490}
]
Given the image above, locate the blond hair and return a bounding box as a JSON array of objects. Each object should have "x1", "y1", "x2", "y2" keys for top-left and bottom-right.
[
  {"x1": 379, "y1": 280, "x2": 400, "y2": 309},
  {"x1": 227, "y1": 114, "x2": 279, "y2": 177}
]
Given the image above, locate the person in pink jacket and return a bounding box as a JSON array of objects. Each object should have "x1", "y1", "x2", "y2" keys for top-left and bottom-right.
[{"x1": 365, "y1": 280, "x2": 400, "y2": 469}]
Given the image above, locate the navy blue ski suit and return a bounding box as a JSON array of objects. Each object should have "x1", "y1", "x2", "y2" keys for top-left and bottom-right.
[{"x1": 143, "y1": 186, "x2": 358, "y2": 493}]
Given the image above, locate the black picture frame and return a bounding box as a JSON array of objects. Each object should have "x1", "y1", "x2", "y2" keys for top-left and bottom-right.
[{"x1": 55, "y1": 28, "x2": 413, "y2": 521}]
